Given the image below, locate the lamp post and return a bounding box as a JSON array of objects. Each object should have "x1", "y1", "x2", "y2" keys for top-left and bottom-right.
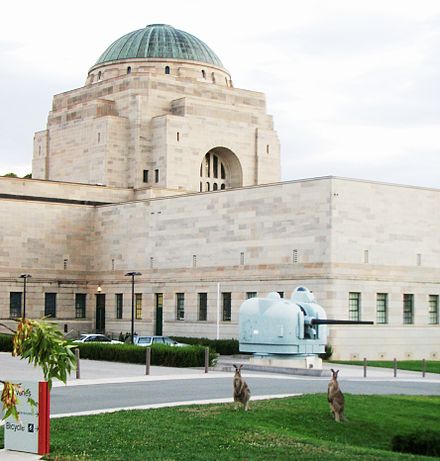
[
  {"x1": 125, "y1": 272, "x2": 141, "y2": 343},
  {"x1": 19, "y1": 274, "x2": 32, "y2": 319}
]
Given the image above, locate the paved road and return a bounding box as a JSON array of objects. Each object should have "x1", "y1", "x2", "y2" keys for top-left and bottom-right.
[
  {"x1": 1, "y1": 353, "x2": 439, "y2": 418},
  {"x1": 51, "y1": 372, "x2": 440, "y2": 416}
]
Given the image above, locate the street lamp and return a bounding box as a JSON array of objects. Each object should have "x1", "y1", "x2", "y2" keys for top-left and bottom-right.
[
  {"x1": 19, "y1": 274, "x2": 32, "y2": 319},
  {"x1": 125, "y1": 271, "x2": 142, "y2": 343}
]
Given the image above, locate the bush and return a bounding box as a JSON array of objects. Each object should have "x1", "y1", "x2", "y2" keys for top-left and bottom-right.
[
  {"x1": 170, "y1": 337, "x2": 239, "y2": 355},
  {"x1": 75, "y1": 343, "x2": 218, "y2": 368},
  {"x1": 319, "y1": 344, "x2": 333, "y2": 360},
  {"x1": 392, "y1": 430, "x2": 440, "y2": 457},
  {"x1": 0, "y1": 333, "x2": 13, "y2": 352}
]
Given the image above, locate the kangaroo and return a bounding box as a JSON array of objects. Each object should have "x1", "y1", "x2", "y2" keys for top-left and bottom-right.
[
  {"x1": 233, "y1": 364, "x2": 251, "y2": 411},
  {"x1": 328, "y1": 368, "x2": 345, "y2": 422}
]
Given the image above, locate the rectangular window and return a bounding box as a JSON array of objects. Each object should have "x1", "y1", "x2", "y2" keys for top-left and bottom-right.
[
  {"x1": 403, "y1": 293, "x2": 414, "y2": 324},
  {"x1": 10, "y1": 292, "x2": 22, "y2": 318},
  {"x1": 349, "y1": 292, "x2": 361, "y2": 321},
  {"x1": 198, "y1": 293, "x2": 207, "y2": 321},
  {"x1": 176, "y1": 293, "x2": 185, "y2": 320},
  {"x1": 45, "y1": 293, "x2": 57, "y2": 318},
  {"x1": 376, "y1": 293, "x2": 388, "y2": 324},
  {"x1": 213, "y1": 155, "x2": 218, "y2": 178},
  {"x1": 364, "y1": 250, "x2": 369, "y2": 264},
  {"x1": 154, "y1": 169, "x2": 159, "y2": 183},
  {"x1": 116, "y1": 293, "x2": 123, "y2": 320},
  {"x1": 222, "y1": 292, "x2": 231, "y2": 321},
  {"x1": 135, "y1": 293, "x2": 142, "y2": 320},
  {"x1": 429, "y1": 295, "x2": 439, "y2": 324},
  {"x1": 246, "y1": 292, "x2": 257, "y2": 299},
  {"x1": 143, "y1": 170, "x2": 149, "y2": 183},
  {"x1": 75, "y1": 293, "x2": 86, "y2": 319}
]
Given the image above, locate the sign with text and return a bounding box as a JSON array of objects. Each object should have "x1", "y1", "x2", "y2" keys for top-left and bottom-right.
[{"x1": 4, "y1": 381, "x2": 50, "y2": 455}]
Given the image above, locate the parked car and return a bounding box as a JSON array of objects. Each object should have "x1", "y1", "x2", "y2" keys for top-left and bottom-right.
[
  {"x1": 73, "y1": 334, "x2": 123, "y2": 344},
  {"x1": 133, "y1": 335, "x2": 188, "y2": 347}
]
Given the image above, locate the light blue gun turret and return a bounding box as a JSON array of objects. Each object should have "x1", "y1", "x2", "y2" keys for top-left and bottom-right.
[{"x1": 239, "y1": 286, "x2": 372, "y2": 356}]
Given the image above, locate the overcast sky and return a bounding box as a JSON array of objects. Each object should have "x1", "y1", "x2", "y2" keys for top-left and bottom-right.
[{"x1": 1, "y1": 0, "x2": 439, "y2": 188}]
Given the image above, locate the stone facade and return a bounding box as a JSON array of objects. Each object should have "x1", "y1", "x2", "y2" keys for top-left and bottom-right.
[
  {"x1": 1, "y1": 25, "x2": 439, "y2": 360},
  {"x1": 0, "y1": 175, "x2": 439, "y2": 359},
  {"x1": 33, "y1": 59, "x2": 280, "y2": 192}
]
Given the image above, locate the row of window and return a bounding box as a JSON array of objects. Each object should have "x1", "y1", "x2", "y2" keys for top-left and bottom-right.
[
  {"x1": 349, "y1": 292, "x2": 439, "y2": 324},
  {"x1": 8, "y1": 291, "x2": 440, "y2": 325},
  {"x1": 96, "y1": 66, "x2": 231, "y2": 86},
  {"x1": 10, "y1": 292, "x2": 60, "y2": 318}
]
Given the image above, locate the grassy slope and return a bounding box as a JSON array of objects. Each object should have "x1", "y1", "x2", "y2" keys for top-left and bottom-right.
[
  {"x1": 2, "y1": 394, "x2": 439, "y2": 460},
  {"x1": 329, "y1": 360, "x2": 440, "y2": 374}
]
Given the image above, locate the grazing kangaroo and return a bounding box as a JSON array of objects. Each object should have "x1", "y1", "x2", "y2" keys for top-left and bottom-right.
[
  {"x1": 233, "y1": 364, "x2": 251, "y2": 411},
  {"x1": 328, "y1": 368, "x2": 345, "y2": 422}
]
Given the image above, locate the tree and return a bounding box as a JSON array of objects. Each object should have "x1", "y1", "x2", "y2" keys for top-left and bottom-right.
[
  {"x1": 0, "y1": 318, "x2": 77, "y2": 420},
  {"x1": 2, "y1": 173, "x2": 17, "y2": 177}
]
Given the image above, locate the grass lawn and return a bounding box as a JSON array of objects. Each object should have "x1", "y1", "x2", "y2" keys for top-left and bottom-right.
[
  {"x1": 328, "y1": 360, "x2": 440, "y2": 374},
  {"x1": 1, "y1": 394, "x2": 439, "y2": 460}
]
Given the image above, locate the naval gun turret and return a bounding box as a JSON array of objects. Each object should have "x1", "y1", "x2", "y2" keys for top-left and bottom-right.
[{"x1": 239, "y1": 286, "x2": 373, "y2": 368}]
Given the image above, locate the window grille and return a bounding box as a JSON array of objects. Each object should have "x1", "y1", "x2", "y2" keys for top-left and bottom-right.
[
  {"x1": 176, "y1": 293, "x2": 185, "y2": 320},
  {"x1": 349, "y1": 292, "x2": 361, "y2": 321},
  {"x1": 403, "y1": 294, "x2": 414, "y2": 324},
  {"x1": 376, "y1": 293, "x2": 388, "y2": 324},
  {"x1": 75, "y1": 293, "x2": 86, "y2": 318},
  {"x1": 429, "y1": 295, "x2": 439, "y2": 324}
]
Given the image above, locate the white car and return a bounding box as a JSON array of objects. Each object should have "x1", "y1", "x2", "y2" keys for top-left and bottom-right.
[
  {"x1": 73, "y1": 334, "x2": 123, "y2": 344},
  {"x1": 133, "y1": 336, "x2": 188, "y2": 347}
]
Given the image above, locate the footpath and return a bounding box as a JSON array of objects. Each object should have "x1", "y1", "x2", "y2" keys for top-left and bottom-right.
[{"x1": 2, "y1": 352, "x2": 438, "y2": 385}]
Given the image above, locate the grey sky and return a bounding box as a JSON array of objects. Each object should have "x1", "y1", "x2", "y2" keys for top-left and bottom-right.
[{"x1": 1, "y1": 0, "x2": 439, "y2": 188}]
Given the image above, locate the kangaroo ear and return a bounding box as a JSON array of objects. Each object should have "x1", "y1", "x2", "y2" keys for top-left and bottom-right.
[
  {"x1": 239, "y1": 364, "x2": 243, "y2": 370},
  {"x1": 233, "y1": 364, "x2": 237, "y2": 370},
  {"x1": 330, "y1": 368, "x2": 335, "y2": 373}
]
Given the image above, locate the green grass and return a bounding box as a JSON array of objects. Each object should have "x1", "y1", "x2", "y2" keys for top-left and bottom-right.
[
  {"x1": 1, "y1": 394, "x2": 439, "y2": 460},
  {"x1": 329, "y1": 360, "x2": 440, "y2": 374}
]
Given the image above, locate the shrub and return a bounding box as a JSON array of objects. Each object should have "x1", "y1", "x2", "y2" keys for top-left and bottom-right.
[
  {"x1": 75, "y1": 343, "x2": 217, "y2": 368},
  {"x1": 392, "y1": 430, "x2": 440, "y2": 457},
  {"x1": 171, "y1": 337, "x2": 239, "y2": 355},
  {"x1": 0, "y1": 333, "x2": 13, "y2": 352},
  {"x1": 319, "y1": 344, "x2": 333, "y2": 360}
]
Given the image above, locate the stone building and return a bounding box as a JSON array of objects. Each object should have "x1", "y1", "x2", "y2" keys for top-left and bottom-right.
[{"x1": 0, "y1": 24, "x2": 439, "y2": 359}]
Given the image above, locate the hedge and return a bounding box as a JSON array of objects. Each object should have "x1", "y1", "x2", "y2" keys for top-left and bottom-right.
[
  {"x1": 392, "y1": 430, "x2": 440, "y2": 457},
  {"x1": 171, "y1": 337, "x2": 239, "y2": 355},
  {"x1": 75, "y1": 343, "x2": 218, "y2": 368},
  {"x1": 0, "y1": 333, "x2": 13, "y2": 352}
]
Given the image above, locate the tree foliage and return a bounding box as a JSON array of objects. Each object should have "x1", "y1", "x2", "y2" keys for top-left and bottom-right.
[{"x1": 1, "y1": 317, "x2": 77, "y2": 420}]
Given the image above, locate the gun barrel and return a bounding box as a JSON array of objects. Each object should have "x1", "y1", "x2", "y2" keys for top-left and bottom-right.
[{"x1": 311, "y1": 319, "x2": 374, "y2": 325}]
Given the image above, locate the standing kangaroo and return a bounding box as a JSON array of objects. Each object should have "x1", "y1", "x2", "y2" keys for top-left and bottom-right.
[
  {"x1": 328, "y1": 368, "x2": 345, "y2": 422},
  {"x1": 233, "y1": 364, "x2": 251, "y2": 411}
]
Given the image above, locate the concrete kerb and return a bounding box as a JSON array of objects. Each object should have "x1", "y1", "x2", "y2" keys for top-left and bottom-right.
[{"x1": 0, "y1": 449, "x2": 42, "y2": 461}]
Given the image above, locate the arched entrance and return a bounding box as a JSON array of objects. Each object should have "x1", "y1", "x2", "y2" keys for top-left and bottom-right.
[{"x1": 199, "y1": 147, "x2": 242, "y2": 192}]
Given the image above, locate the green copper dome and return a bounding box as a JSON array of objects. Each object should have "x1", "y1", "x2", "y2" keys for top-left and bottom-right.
[{"x1": 96, "y1": 24, "x2": 224, "y2": 68}]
